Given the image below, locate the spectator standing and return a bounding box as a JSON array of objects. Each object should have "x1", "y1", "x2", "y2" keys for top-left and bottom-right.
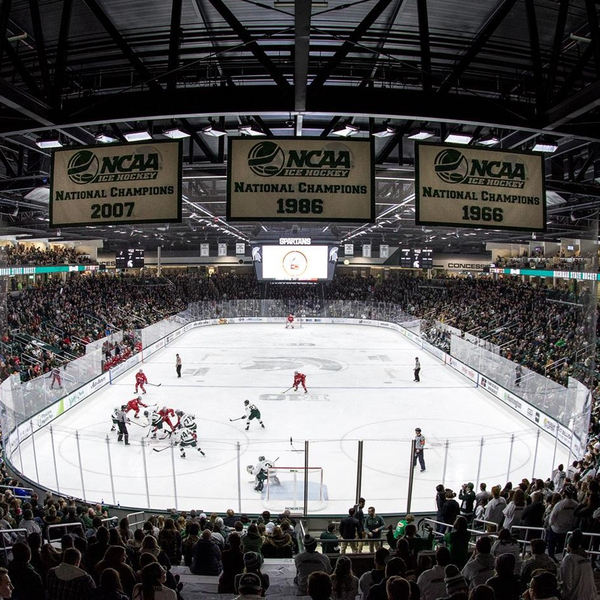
[
  {"x1": 459, "y1": 483, "x2": 476, "y2": 522},
  {"x1": 365, "y1": 507, "x2": 385, "y2": 552},
  {"x1": 502, "y1": 488, "x2": 526, "y2": 531},
  {"x1": 443, "y1": 516, "x2": 470, "y2": 569},
  {"x1": 295, "y1": 534, "x2": 332, "y2": 595},
  {"x1": 353, "y1": 498, "x2": 366, "y2": 552},
  {"x1": 547, "y1": 484, "x2": 578, "y2": 560},
  {"x1": 484, "y1": 486, "x2": 507, "y2": 530},
  {"x1": 441, "y1": 489, "x2": 461, "y2": 527},
  {"x1": 560, "y1": 529, "x2": 596, "y2": 600},
  {"x1": 339, "y1": 508, "x2": 359, "y2": 554},
  {"x1": 320, "y1": 523, "x2": 340, "y2": 554},
  {"x1": 551, "y1": 465, "x2": 566, "y2": 493}
]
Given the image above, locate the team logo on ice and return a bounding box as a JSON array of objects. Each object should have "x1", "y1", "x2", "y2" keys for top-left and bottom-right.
[{"x1": 241, "y1": 357, "x2": 343, "y2": 372}]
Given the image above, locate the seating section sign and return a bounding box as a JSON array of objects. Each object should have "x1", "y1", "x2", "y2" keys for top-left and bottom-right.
[
  {"x1": 416, "y1": 143, "x2": 546, "y2": 232},
  {"x1": 227, "y1": 137, "x2": 374, "y2": 222},
  {"x1": 50, "y1": 140, "x2": 182, "y2": 226}
]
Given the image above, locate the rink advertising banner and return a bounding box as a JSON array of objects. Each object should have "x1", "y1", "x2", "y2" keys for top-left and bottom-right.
[
  {"x1": 415, "y1": 143, "x2": 546, "y2": 232},
  {"x1": 227, "y1": 137, "x2": 375, "y2": 222},
  {"x1": 50, "y1": 140, "x2": 182, "y2": 226}
]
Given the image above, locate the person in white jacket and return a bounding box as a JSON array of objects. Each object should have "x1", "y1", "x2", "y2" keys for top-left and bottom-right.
[{"x1": 560, "y1": 529, "x2": 596, "y2": 600}]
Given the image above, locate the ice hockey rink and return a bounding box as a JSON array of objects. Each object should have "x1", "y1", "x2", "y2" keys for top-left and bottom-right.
[{"x1": 14, "y1": 322, "x2": 569, "y2": 515}]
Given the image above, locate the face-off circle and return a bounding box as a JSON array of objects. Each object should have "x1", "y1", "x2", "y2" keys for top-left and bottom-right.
[{"x1": 282, "y1": 250, "x2": 308, "y2": 277}]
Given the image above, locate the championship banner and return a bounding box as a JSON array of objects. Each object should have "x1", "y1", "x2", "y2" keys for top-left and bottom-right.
[
  {"x1": 415, "y1": 143, "x2": 546, "y2": 232},
  {"x1": 50, "y1": 140, "x2": 182, "y2": 227},
  {"x1": 227, "y1": 137, "x2": 374, "y2": 222}
]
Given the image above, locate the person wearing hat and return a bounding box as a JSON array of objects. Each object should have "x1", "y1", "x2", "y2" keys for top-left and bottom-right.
[
  {"x1": 440, "y1": 564, "x2": 469, "y2": 599},
  {"x1": 547, "y1": 484, "x2": 578, "y2": 560},
  {"x1": 235, "y1": 572, "x2": 263, "y2": 600},
  {"x1": 294, "y1": 534, "x2": 332, "y2": 594},
  {"x1": 235, "y1": 552, "x2": 270, "y2": 597},
  {"x1": 413, "y1": 428, "x2": 426, "y2": 472},
  {"x1": 560, "y1": 529, "x2": 596, "y2": 600},
  {"x1": 459, "y1": 483, "x2": 476, "y2": 523}
]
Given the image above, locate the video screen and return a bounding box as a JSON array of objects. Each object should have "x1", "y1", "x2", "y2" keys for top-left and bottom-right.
[
  {"x1": 400, "y1": 248, "x2": 433, "y2": 269},
  {"x1": 252, "y1": 245, "x2": 338, "y2": 281},
  {"x1": 116, "y1": 248, "x2": 145, "y2": 268}
]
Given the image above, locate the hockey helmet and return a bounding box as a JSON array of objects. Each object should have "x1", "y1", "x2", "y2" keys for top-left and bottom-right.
[
  {"x1": 246, "y1": 465, "x2": 254, "y2": 474},
  {"x1": 294, "y1": 371, "x2": 298, "y2": 375},
  {"x1": 244, "y1": 400, "x2": 249, "y2": 405},
  {"x1": 259, "y1": 456, "x2": 265, "y2": 462},
  {"x1": 176, "y1": 410, "x2": 184, "y2": 416},
  {"x1": 138, "y1": 369, "x2": 143, "y2": 373},
  {"x1": 121, "y1": 404, "x2": 127, "y2": 410},
  {"x1": 143, "y1": 411, "x2": 149, "y2": 417},
  {"x1": 137, "y1": 396, "x2": 142, "y2": 401},
  {"x1": 162, "y1": 406, "x2": 167, "y2": 411}
]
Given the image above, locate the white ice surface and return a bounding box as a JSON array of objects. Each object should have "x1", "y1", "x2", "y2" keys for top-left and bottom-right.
[{"x1": 14, "y1": 323, "x2": 568, "y2": 515}]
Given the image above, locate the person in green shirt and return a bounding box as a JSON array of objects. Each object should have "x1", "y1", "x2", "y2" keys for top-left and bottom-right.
[{"x1": 365, "y1": 507, "x2": 385, "y2": 552}]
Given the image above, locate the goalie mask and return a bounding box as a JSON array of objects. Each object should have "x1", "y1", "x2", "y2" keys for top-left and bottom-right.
[{"x1": 246, "y1": 465, "x2": 254, "y2": 474}]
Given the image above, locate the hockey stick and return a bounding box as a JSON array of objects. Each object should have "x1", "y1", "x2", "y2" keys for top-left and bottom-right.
[
  {"x1": 147, "y1": 383, "x2": 162, "y2": 387},
  {"x1": 153, "y1": 446, "x2": 172, "y2": 453},
  {"x1": 127, "y1": 419, "x2": 146, "y2": 428},
  {"x1": 281, "y1": 386, "x2": 294, "y2": 394},
  {"x1": 229, "y1": 417, "x2": 245, "y2": 422}
]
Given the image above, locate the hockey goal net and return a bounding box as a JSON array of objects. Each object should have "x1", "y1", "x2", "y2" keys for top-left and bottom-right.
[{"x1": 264, "y1": 466, "x2": 326, "y2": 512}]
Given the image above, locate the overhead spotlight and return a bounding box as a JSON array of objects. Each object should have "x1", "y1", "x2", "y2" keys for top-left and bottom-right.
[
  {"x1": 407, "y1": 128, "x2": 435, "y2": 140},
  {"x1": 331, "y1": 122, "x2": 359, "y2": 137},
  {"x1": 372, "y1": 121, "x2": 396, "y2": 138},
  {"x1": 202, "y1": 124, "x2": 227, "y2": 137},
  {"x1": 532, "y1": 138, "x2": 558, "y2": 153},
  {"x1": 95, "y1": 132, "x2": 118, "y2": 144},
  {"x1": 36, "y1": 137, "x2": 62, "y2": 149},
  {"x1": 124, "y1": 127, "x2": 152, "y2": 142},
  {"x1": 163, "y1": 126, "x2": 190, "y2": 139},
  {"x1": 444, "y1": 130, "x2": 473, "y2": 144},
  {"x1": 478, "y1": 133, "x2": 500, "y2": 146},
  {"x1": 238, "y1": 123, "x2": 266, "y2": 137}
]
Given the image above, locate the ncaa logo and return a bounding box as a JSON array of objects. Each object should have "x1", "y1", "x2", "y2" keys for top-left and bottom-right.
[
  {"x1": 248, "y1": 142, "x2": 285, "y2": 177},
  {"x1": 67, "y1": 150, "x2": 100, "y2": 184},
  {"x1": 434, "y1": 149, "x2": 469, "y2": 184}
]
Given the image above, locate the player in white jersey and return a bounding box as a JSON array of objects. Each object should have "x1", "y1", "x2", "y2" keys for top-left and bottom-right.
[
  {"x1": 242, "y1": 400, "x2": 265, "y2": 431},
  {"x1": 177, "y1": 427, "x2": 205, "y2": 458},
  {"x1": 246, "y1": 456, "x2": 279, "y2": 491},
  {"x1": 175, "y1": 410, "x2": 197, "y2": 431}
]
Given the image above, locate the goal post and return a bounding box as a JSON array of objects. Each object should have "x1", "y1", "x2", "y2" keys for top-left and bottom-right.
[{"x1": 264, "y1": 466, "x2": 326, "y2": 512}]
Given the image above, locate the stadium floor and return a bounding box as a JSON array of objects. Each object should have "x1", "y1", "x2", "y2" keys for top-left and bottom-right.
[{"x1": 16, "y1": 323, "x2": 568, "y2": 514}]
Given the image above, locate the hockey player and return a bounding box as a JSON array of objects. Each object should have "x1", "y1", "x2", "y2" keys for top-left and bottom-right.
[
  {"x1": 135, "y1": 369, "x2": 148, "y2": 394},
  {"x1": 50, "y1": 367, "x2": 62, "y2": 390},
  {"x1": 293, "y1": 371, "x2": 308, "y2": 393},
  {"x1": 115, "y1": 405, "x2": 130, "y2": 445},
  {"x1": 247, "y1": 456, "x2": 279, "y2": 492},
  {"x1": 286, "y1": 314, "x2": 295, "y2": 329},
  {"x1": 125, "y1": 396, "x2": 148, "y2": 418},
  {"x1": 150, "y1": 410, "x2": 167, "y2": 439},
  {"x1": 174, "y1": 410, "x2": 196, "y2": 431},
  {"x1": 177, "y1": 427, "x2": 205, "y2": 458},
  {"x1": 242, "y1": 400, "x2": 265, "y2": 431},
  {"x1": 158, "y1": 406, "x2": 177, "y2": 432},
  {"x1": 110, "y1": 407, "x2": 120, "y2": 432}
]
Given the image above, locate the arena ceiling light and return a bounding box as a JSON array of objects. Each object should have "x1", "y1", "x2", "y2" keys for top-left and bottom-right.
[
  {"x1": 95, "y1": 132, "x2": 118, "y2": 143},
  {"x1": 124, "y1": 128, "x2": 152, "y2": 142},
  {"x1": 163, "y1": 127, "x2": 190, "y2": 139},
  {"x1": 532, "y1": 139, "x2": 558, "y2": 153},
  {"x1": 372, "y1": 121, "x2": 396, "y2": 138},
  {"x1": 407, "y1": 128, "x2": 435, "y2": 140},
  {"x1": 477, "y1": 133, "x2": 500, "y2": 146},
  {"x1": 331, "y1": 122, "x2": 359, "y2": 137},
  {"x1": 238, "y1": 124, "x2": 266, "y2": 137},
  {"x1": 444, "y1": 131, "x2": 472, "y2": 144},
  {"x1": 202, "y1": 123, "x2": 227, "y2": 137},
  {"x1": 35, "y1": 137, "x2": 62, "y2": 148}
]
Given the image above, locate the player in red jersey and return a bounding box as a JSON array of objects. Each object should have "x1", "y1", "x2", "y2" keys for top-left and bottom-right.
[
  {"x1": 293, "y1": 371, "x2": 307, "y2": 393},
  {"x1": 135, "y1": 369, "x2": 148, "y2": 394},
  {"x1": 286, "y1": 314, "x2": 295, "y2": 329},
  {"x1": 125, "y1": 396, "x2": 148, "y2": 418},
  {"x1": 158, "y1": 406, "x2": 177, "y2": 432}
]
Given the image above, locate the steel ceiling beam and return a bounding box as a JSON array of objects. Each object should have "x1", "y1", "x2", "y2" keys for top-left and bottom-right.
[
  {"x1": 52, "y1": 0, "x2": 74, "y2": 106},
  {"x1": 546, "y1": 78, "x2": 600, "y2": 130},
  {"x1": 438, "y1": 0, "x2": 519, "y2": 95},
  {"x1": 585, "y1": 0, "x2": 600, "y2": 78},
  {"x1": 167, "y1": 0, "x2": 183, "y2": 92},
  {"x1": 0, "y1": 0, "x2": 12, "y2": 70},
  {"x1": 546, "y1": 0, "x2": 569, "y2": 97},
  {"x1": 28, "y1": 0, "x2": 51, "y2": 96},
  {"x1": 206, "y1": 0, "x2": 290, "y2": 89},
  {"x1": 294, "y1": 0, "x2": 311, "y2": 113},
  {"x1": 82, "y1": 0, "x2": 162, "y2": 93},
  {"x1": 555, "y1": 43, "x2": 594, "y2": 103},
  {"x1": 524, "y1": 0, "x2": 544, "y2": 114},
  {"x1": 416, "y1": 0, "x2": 432, "y2": 94},
  {"x1": 309, "y1": 0, "x2": 394, "y2": 92}
]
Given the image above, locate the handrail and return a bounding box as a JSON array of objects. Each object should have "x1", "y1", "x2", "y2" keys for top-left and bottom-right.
[{"x1": 0, "y1": 527, "x2": 29, "y2": 558}]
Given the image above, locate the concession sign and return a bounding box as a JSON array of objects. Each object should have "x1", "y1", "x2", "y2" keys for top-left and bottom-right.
[
  {"x1": 415, "y1": 142, "x2": 546, "y2": 232},
  {"x1": 50, "y1": 140, "x2": 182, "y2": 227},
  {"x1": 227, "y1": 137, "x2": 375, "y2": 222}
]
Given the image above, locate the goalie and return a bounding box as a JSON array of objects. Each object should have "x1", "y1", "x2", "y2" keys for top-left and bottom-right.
[{"x1": 246, "y1": 456, "x2": 280, "y2": 492}]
